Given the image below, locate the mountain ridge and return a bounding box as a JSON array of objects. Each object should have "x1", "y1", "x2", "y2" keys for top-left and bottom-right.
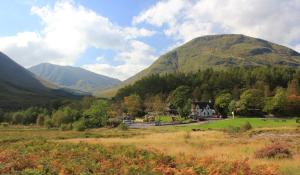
[
  {"x1": 97, "y1": 34, "x2": 300, "y2": 97},
  {"x1": 29, "y1": 63, "x2": 121, "y2": 94},
  {"x1": 0, "y1": 52, "x2": 78, "y2": 110}
]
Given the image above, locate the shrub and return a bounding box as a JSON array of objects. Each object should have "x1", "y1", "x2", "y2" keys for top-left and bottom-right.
[
  {"x1": 144, "y1": 115, "x2": 155, "y2": 122},
  {"x1": 226, "y1": 126, "x2": 241, "y2": 134},
  {"x1": 226, "y1": 122, "x2": 252, "y2": 134},
  {"x1": 36, "y1": 115, "x2": 45, "y2": 126},
  {"x1": 255, "y1": 143, "x2": 292, "y2": 159},
  {"x1": 73, "y1": 120, "x2": 86, "y2": 131},
  {"x1": 241, "y1": 121, "x2": 252, "y2": 131},
  {"x1": 296, "y1": 117, "x2": 300, "y2": 124},
  {"x1": 52, "y1": 107, "x2": 79, "y2": 127},
  {"x1": 118, "y1": 123, "x2": 128, "y2": 130},
  {"x1": 60, "y1": 123, "x2": 73, "y2": 131},
  {"x1": 0, "y1": 122, "x2": 9, "y2": 128},
  {"x1": 12, "y1": 112, "x2": 25, "y2": 124},
  {"x1": 44, "y1": 116, "x2": 54, "y2": 129},
  {"x1": 107, "y1": 118, "x2": 122, "y2": 128}
]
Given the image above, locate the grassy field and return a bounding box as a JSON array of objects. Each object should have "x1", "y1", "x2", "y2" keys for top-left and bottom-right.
[
  {"x1": 166, "y1": 117, "x2": 299, "y2": 131},
  {"x1": 0, "y1": 118, "x2": 299, "y2": 175}
]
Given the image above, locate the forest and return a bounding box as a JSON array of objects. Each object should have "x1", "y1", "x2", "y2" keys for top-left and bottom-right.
[
  {"x1": 115, "y1": 67, "x2": 300, "y2": 117},
  {"x1": 1, "y1": 67, "x2": 299, "y2": 131}
]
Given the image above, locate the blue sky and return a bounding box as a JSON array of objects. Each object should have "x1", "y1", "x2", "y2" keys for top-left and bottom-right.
[{"x1": 0, "y1": 0, "x2": 300, "y2": 80}]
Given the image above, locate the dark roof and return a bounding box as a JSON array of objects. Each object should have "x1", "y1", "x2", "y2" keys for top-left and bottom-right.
[{"x1": 192, "y1": 101, "x2": 213, "y2": 108}]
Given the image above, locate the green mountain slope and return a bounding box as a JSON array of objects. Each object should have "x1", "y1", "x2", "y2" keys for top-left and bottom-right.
[
  {"x1": 29, "y1": 63, "x2": 121, "y2": 94},
  {"x1": 0, "y1": 52, "x2": 78, "y2": 110},
  {"x1": 97, "y1": 34, "x2": 300, "y2": 97}
]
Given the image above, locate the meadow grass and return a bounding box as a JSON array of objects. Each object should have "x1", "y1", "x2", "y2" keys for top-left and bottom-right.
[
  {"x1": 61, "y1": 128, "x2": 300, "y2": 175},
  {"x1": 0, "y1": 118, "x2": 299, "y2": 174},
  {"x1": 165, "y1": 117, "x2": 299, "y2": 131}
]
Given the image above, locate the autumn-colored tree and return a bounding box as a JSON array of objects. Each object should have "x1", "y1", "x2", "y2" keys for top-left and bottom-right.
[
  {"x1": 107, "y1": 102, "x2": 122, "y2": 118},
  {"x1": 144, "y1": 95, "x2": 165, "y2": 114},
  {"x1": 123, "y1": 94, "x2": 143, "y2": 117},
  {"x1": 287, "y1": 79, "x2": 299, "y2": 96},
  {"x1": 286, "y1": 95, "x2": 300, "y2": 115},
  {"x1": 254, "y1": 81, "x2": 272, "y2": 97}
]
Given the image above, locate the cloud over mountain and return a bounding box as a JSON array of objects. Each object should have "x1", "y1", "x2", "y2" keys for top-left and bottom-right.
[
  {"x1": 0, "y1": 0, "x2": 156, "y2": 78},
  {"x1": 134, "y1": 0, "x2": 300, "y2": 52}
]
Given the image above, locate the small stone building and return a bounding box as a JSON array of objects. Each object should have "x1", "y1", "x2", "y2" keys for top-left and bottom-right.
[{"x1": 190, "y1": 101, "x2": 215, "y2": 120}]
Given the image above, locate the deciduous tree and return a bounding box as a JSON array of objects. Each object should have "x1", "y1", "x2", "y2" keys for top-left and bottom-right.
[
  {"x1": 83, "y1": 100, "x2": 109, "y2": 128},
  {"x1": 123, "y1": 94, "x2": 143, "y2": 117},
  {"x1": 214, "y1": 93, "x2": 232, "y2": 117},
  {"x1": 236, "y1": 89, "x2": 264, "y2": 116},
  {"x1": 263, "y1": 88, "x2": 287, "y2": 115}
]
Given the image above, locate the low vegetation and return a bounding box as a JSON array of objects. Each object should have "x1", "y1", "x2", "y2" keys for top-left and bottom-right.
[
  {"x1": 255, "y1": 143, "x2": 293, "y2": 159},
  {"x1": 0, "y1": 139, "x2": 282, "y2": 175},
  {"x1": 1, "y1": 124, "x2": 299, "y2": 175}
]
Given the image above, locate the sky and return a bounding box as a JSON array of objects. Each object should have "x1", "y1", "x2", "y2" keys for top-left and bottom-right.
[{"x1": 0, "y1": 0, "x2": 300, "y2": 80}]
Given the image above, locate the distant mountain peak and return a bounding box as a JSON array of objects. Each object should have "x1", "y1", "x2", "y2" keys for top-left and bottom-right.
[{"x1": 29, "y1": 63, "x2": 121, "y2": 94}]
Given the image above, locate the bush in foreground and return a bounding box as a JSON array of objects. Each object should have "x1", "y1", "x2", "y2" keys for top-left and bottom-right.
[
  {"x1": 241, "y1": 121, "x2": 252, "y2": 131},
  {"x1": 118, "y1": 123, "x2": 128, "y2": 130},
  {"x1": 226, "y1": 121, "x2": 252, "y2": 134},
  {"x1": 72, "y1": 120, "x2": 86, "y2": 131},
  {"x1": 255, "y1": 143, "x2": 293, "y2": 159}
]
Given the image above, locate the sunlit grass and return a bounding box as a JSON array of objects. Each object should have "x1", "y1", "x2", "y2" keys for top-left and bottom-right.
[
  {"x1": 165, "y1": 117, "x2": 299, "y2": 131},
  {"x1": 1, "y1": 119, "x2": 299, "y2": 174}
]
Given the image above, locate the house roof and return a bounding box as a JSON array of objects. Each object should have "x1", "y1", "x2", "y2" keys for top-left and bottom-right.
[{"x1": 192, "y1": 101, "x2": 213, "y2": 108}]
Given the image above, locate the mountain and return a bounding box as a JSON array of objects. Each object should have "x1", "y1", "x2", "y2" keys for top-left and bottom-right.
[
  {"x1": 97, "y1": 34, "x2": 300, "y2": 97},
  {"x1": 29, "y1": 63, "x2": 121, "y2": 94},
  {"x1": 0, "y1": 52, "x2": 78, "y2": 110}
]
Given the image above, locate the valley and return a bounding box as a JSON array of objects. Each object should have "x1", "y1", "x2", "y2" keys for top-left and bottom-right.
[{"x1": 1, "y1": 34, "x2": 300, "y2": 175}]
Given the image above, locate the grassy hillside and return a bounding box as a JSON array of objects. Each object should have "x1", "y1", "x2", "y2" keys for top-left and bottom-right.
[
  {"x1": 98, "y1": 34, "x2": 300, "y2": 97},
  {"x1": 0, "y1": 52, "x2": 78, "y2": 110},
  {"x1": 29, "y1": 63, "x2": 121, "y2": 94}
]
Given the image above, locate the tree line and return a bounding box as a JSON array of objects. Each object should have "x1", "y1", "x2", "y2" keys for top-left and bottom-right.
[
  {"x1": 114, "y1": 67, "x2": 300, "y2": 117},
  {"x1": 0, "y1": 97, "x2": 122, "y2": 131},
  {"x1": 1, "y1": 67, "x2": 299, "y2": 130}
]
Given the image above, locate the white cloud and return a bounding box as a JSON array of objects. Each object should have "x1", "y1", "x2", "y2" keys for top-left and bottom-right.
[
  {"x1": 133, "y1": 0, "x2": 188, "y2": 26},
  {"x1": 0, "y1": 32, "x2": 66, "y2": 65},
  {"x1": 134, "y1": 0, "x2": 300, "y2": 49},
  {"x1": 83, "y1": 40, "x2": 157, "y2": 80},
  {"x1": 294, "y1": 45, "x2": 300, "y2": 53},
  {"x1": 0, "y1": 0, "x2": 156, "y2": 73}
]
